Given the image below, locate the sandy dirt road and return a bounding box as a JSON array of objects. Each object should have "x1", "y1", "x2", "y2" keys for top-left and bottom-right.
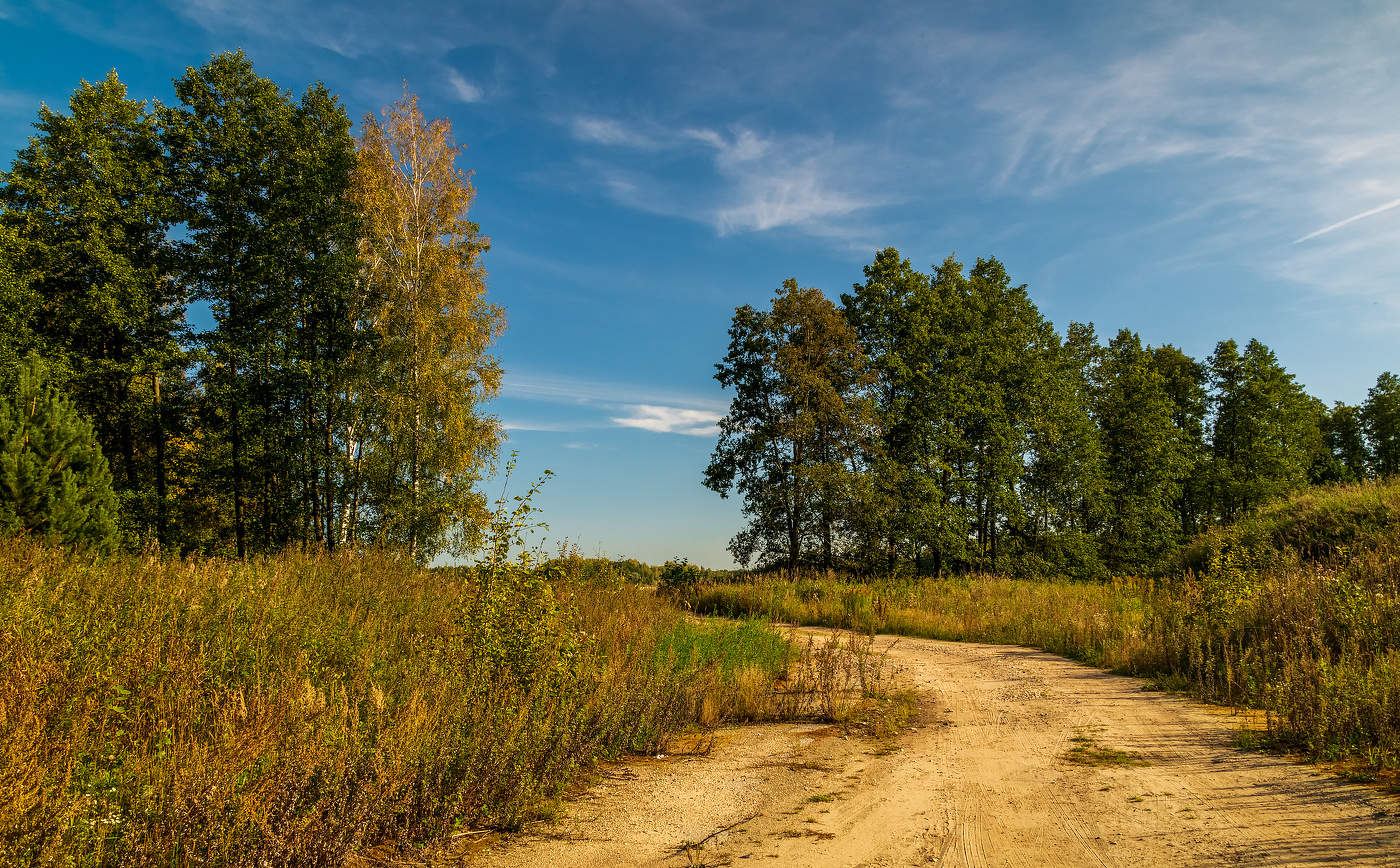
[{"x1": 473, "y1": 631, "x2": 1400, "y2": 867}]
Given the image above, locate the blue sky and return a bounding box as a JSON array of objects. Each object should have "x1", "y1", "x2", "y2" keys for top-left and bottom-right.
[{"x1": 2, "y1": 1, "x2": 1397, "y2": 566}]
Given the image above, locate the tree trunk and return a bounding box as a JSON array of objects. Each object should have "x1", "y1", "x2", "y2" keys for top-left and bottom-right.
[
  {"x1": 153, "y1": 371, "x2": 166, "y2": 547},
  {"x1": 232, "y1": 375, "x2": 245, "y2": 558},
  {"x1": 821, "y1": 509, "x2": 833, "y2": 570}
]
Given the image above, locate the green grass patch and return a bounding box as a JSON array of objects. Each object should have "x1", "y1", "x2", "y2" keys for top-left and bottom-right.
[{"x1": 1065, "y1": 736, "x2": 1150, "y2": 767}]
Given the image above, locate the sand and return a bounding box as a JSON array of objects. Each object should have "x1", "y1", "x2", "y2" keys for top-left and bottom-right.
[{"x1": 473, "y1": 630, "x2": 1400, "y2": 867}]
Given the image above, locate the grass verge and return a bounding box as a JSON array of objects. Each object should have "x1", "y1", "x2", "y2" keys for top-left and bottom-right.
[
  {"x1": 0, "y1": 542, "x2": 901, "y2": 866},
  {"x1": 675, "y1": 482, "x2": 1400, "y2": 781}
]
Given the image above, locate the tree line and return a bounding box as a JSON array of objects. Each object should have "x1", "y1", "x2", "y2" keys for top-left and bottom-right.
[
  {"x1": 0, "y1": 51, "x2": 502, "y2": 562},
  {"x1": 705, "y1": 249, "x2": 1399, "y2": 578}
]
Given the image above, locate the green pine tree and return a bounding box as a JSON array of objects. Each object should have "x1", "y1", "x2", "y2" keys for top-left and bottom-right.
[{"x1": 0, "y1": 355, "x2": 118, "y2": 549}]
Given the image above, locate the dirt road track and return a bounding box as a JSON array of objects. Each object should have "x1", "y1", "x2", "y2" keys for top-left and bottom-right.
[{"x1": 474, "y1": 632, "x2": 1400, "y2": 867}]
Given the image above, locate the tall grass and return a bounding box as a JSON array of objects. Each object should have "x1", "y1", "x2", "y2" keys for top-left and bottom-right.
[
  {"x1": 689, "y1": 574, "x2": 1152, "y2": 670},
  {"x1": 680, "y1": 481, "x2": 1400, "y2": 776},
  {"x1": 0, "y1": 542, "x2": 893, "y2": 866}
]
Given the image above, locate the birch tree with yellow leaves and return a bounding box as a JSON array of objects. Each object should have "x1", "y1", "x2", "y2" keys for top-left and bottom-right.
[{"x1": 351, "y1": 91, "x2": 504, "y2": 562}]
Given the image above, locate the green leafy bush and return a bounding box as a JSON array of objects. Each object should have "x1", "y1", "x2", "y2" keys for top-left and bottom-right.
[{"x1": 658, "y1": 557, "x2": 706, "y2": 593}]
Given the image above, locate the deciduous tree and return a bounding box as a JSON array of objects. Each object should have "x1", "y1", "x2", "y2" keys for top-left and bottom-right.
[
  {"x1": 1152, "y1": 344, "x2": 1209, "y2": 537},
  {"x1": 352, "y1": 91, "x2": 504, "y2": 562},
  {"x1": 1207, "y1": 339, "x2": 1322, "y2": 519},
  {"x1": 706, "y1": 279, "x2": 875, "y2": 572},
  {"x1": 165, "y1": 51, "x2": 297, "y2": 556},
  {"x1": 1093, "y1": 330, "x2": 1189, "y2": 572},
  {"x1": 0, "y1": 71, "x2": 181, "y2": 540},
  {"x1": 1364, "y1": 372, "x2": 1400, "y2": 478}
]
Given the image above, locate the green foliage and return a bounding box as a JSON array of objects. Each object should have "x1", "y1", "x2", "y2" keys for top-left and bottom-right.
[
  {"x1": 1091, "y1": 329, "x2": 1190, "y2": 573},
  {"x1": 0, "y1": 70, "x2": 182, "y2": 542},
  {"x1": 165, "y1": 50, "x2": 369, "y2": 557},
  {"x1": 658, "y1": 557, "x2": 707, "y2": 593},
  {"x1": 839, "y1": 251, "x2": 1102, "y2": 576},
  {"x1": 733, "y1": 250, "x2": 1113, "y2": 578},
  {"x1": 0, "y1": 355, "x2": 118, "y2": 549},
  {"x1": 0, "y1": 225, "x2": 40, "y2": 389},
  {"x1": 1020, "y1": 320, "x2": 1107, "y2": 579},
  {"x1": 0, "y1": 51, "x2": 506, "y2": 560},
  {"x1": 607, "y1": 557, "x2": 663, "y2": 583},
  {"x1": 1364, "y1": 371, "x2": 1400, "y2": 478},
  {"x1": 709, "y1": 247, "x2": 1377, "y2": 579},
  {"x1": 840, "y1": 248, "x2": 952, "y2": 572},
  {"x1": 1152, "y1": 344, "x2": 1210, "y2": 537},
  {"x1": 1180, "y1": 477, "x2": 1400, "y2": 571},
  {"x1": 705, "y1": 278, "x2": 877, "y2": 572},
  {"x1": 1207, "y1": 339, "x2": 1324, "y2": 521},
  {"x1": 1315, "y1": 401, "x2": 1370, "y2": 484}
]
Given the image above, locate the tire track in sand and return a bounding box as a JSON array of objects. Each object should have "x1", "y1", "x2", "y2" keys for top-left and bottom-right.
[{"x1": 473, "y1": 631, "x2": 1400, "y2": 868}]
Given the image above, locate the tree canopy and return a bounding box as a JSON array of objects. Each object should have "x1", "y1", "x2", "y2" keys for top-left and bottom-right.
[
  {"x1": 0, "y1": 55, "x2": 502, "y2": 560},
  {"x1": 709, "y1": 248, "x2": 1374, "y2": 578},
  {"x1": 704, "y1": 279, "x2": 875, "y2": 573}
]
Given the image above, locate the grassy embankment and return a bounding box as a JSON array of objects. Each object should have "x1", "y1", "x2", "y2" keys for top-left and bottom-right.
[
  {"x1": 0, "y1": 543, "x2": 903, "y2": 867},
  {"x1": 681, "y1": 480, "x2": 1400, "y2": 783}
]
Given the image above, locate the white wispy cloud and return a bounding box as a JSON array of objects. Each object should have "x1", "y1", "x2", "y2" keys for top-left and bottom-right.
[
  {"x1": 500, "y1": 419, "x2": 578, "y2": 432},
  {"x1": 445, "y1": 69, "x2": 484, "y2": 103},
  {"x1": 611, "y1": 404, "x2": 720, "y2": 436},
  {"x1": 714, "y1": 162, "x2": 873, "y2": 235},
  {"x1": 0, "y1": 87, "x2": 33, "y2": 114},
  {"x1": 957, "y1": 9, "x2": 1400, "y2": 322},
  {"x1": 169, "y1": 0, "x2": 376, "y2": 58},
  {"x1": 556, "y1": 4, "x2": 1400, "y2": 318},
  {"x1": 977, "y1": 24, "x2": 1273, "y2": 193},
  {"x1": 568, "y1": 117, "x2": 882, "y2": 235},
  {"x1": 570, "y1": 116, "x2": 657, "y2": 148},
  {"x1": 45, "y1": 0, "x2": 1400, "y2": 325},
  {"x1": 684, "y1": 127, "x2": 769, "y2": 161}
]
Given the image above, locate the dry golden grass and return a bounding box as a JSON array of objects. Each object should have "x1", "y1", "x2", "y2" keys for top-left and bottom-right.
[{"x1": 0, "y1": 542, "x2": 901, "y2": 866}]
